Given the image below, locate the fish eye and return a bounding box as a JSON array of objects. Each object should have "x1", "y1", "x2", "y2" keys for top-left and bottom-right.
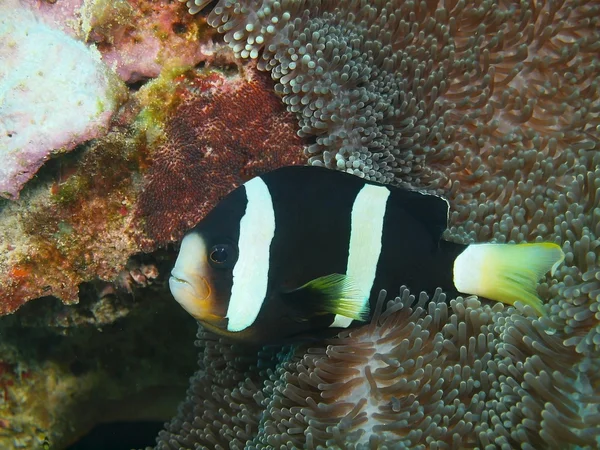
[{"x1": 208, "y1": 244, "x2": 236, "y2": 268}]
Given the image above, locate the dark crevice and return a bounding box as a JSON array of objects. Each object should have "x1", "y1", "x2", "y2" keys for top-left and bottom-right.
[
  {"x1": 65, "y1": 421, "x2": 164, "y2": 450},
  {"x1": 127, "y1": 78, "x2": 151, "y2": 91}
]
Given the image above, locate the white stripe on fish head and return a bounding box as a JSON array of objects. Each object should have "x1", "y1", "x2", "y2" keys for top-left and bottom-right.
[
  {"x1": 331, "y1": 183, "x2": 390, "y2": 328},
  {"x1": 226, "y1": 176, "x2": 276, "y2": 332}
]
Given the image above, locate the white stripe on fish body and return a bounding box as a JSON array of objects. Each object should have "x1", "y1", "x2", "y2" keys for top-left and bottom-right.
[
  {"x1": 330, "y1": 183, "x2": 390, "y2": 328},
  {"x1": 226, "y1": 177, "x2": 276, "y2": 332}
]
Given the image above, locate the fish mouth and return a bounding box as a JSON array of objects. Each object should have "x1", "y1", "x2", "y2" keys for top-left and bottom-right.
[
  {"x1": 169, "y1": 271, "x2": 211, "y2": 299},
  {"x1": 169, "y1": 272, "x2": 193, "y2": 288},
  {"x1": 169, "y1": 269, "x2": 212, "y2": 319},
  {"x1": 168, "y1": 272, "x2": 192, "y2": 297},
  {"x1": 169, "y1": 272, "x2": 187, "y2": 284}
]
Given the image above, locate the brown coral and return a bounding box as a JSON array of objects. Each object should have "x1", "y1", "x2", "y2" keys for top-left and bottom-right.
[
  {"x1": 0, "y1": 131, "x2": 146, "y2": 314},
  {"x1": 136, "y1": 65, "x2": 306, "y2": 245},
  {"x1": 0, "y1": 283, "x2": 197, "y2": 450}
]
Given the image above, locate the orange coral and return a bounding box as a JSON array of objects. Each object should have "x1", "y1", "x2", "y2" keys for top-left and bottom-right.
[{"x1": 136, "y1": 66, "x2": 306, "y2": 245}]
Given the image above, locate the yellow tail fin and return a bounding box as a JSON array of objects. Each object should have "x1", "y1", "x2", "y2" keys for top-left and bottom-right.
[{"x1": 453, "y1": 242, "x2": 565, "y2": 315}]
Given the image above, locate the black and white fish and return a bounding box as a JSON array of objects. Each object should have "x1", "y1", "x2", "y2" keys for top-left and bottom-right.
[{"x1": 169, "y1": 166, "x2": 564, "y2": 343}]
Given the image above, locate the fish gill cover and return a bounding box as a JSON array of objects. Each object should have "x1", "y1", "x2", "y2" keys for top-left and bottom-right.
[{"x1": 153, "y1": 0, "x2": 600, "y2": 449}]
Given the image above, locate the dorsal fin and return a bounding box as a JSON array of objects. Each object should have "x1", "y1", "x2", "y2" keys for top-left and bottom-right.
[{"x1": 260, "y1": 165, "x2": 451, "y2": 239}]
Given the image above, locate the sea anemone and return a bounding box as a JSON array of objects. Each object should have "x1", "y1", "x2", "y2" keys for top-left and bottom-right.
[
  {"x1": 155, "y1": 289, "x2": 600, "y2": 448},
  {"x1": 154, "y1": 0, "x2": 600, "y2": 448},
  {"x1": 179, "y1": 0, "x2": 599, "y2": 189}
]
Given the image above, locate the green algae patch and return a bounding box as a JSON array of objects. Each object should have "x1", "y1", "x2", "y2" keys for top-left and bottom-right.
[
  {"x1": 134, "y1": 65, "x2": 192, "y2": 149},
  {"x1": 51, "y1": 174, "x2": 90, "y2": 206}
]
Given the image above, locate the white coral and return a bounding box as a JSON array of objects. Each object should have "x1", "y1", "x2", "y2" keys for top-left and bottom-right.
[{"x1": 0, "y1": 0, "x2": 125, "y2": 199}]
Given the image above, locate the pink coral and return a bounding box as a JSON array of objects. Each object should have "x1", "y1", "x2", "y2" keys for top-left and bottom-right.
[
  {"x1": 21, "y1": 0, "x2": 214, "y2": 84},
  {"x1": 21, "y1": 0, "x2": 85, "y2": 37},
  {"x1": 84, "y1": 0, "x2": 214, "y2": 83}
]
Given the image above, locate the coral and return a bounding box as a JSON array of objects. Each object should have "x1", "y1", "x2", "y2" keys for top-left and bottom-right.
[
  {"x1": 0, "y1": 54, "x2": 301, "y2": 314},
  {"x1": 155, "y1": 290, "x2": 600, "y2": 449},
  {"x1": 0, "y1": 280, "x2": 197, "y2": 450},
  {"x1": 135, "y1": 65, "x2": 306, "y2": 245},
  {"x1": 0, "y1": 0, "x2": 127, "y2": 200},
  {"x1": 21, "y1": 0, "x2": 86, "y2": 38},
  {"x1": 0, "y1": 130, "x2": 147, "y2": 314},
  {"x1": 155, "y1": 0, "x2": 600, "y2": 448},
  {"x1": 19, "y1": 0, "x2": 215, "y2": 84},
  {"x1": 82, "y1": 0, "x2": 214, "y2": 82}
]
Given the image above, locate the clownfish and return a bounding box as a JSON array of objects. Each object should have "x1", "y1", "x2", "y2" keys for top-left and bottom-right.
[{"x1": 169, "y1": 166, "x2": 564, "y2": 344}]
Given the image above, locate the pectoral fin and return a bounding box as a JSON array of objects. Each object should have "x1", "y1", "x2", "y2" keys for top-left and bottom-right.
[{"x1": 284, "y1": 274, "x2": 370, "y2": 322}]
